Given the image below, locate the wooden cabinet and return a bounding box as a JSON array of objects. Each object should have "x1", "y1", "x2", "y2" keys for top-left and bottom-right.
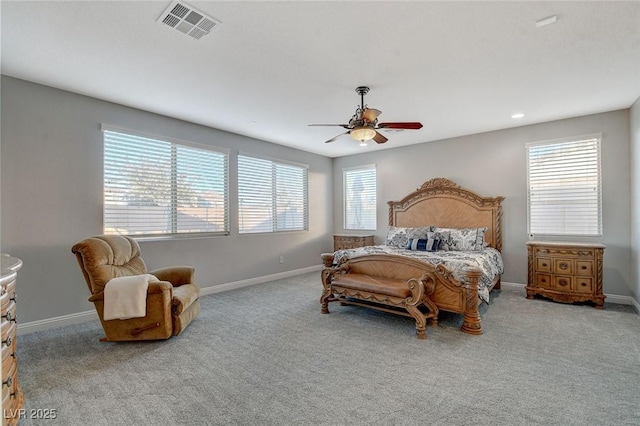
[
  {"x1": 1, "y1": 255, "x2": 22, "y2": 426},
  {"x1": 526, "y1": 241, "x2": 605, "y2": 308},
  {"x1": 333, "y1": 235, "x2": 374, "y2": 251}
]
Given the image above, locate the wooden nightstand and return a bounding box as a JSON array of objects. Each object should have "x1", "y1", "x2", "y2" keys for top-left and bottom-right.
[
  {"x1": 333, "y1": 234, "x2": 374, "y2": 251},
  {"x1": 526, "y1": 241, "x2": 606, "y2": 308}
]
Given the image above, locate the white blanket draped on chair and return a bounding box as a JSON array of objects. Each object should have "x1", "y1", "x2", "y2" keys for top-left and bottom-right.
[{"x1": 103, "y1": 274, "x2": 158, "y2": 320}]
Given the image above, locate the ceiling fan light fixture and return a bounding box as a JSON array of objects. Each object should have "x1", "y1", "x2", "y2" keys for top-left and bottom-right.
[
  {"x1": 359, "y1": 141, "x2": 368, "y2": 147},
  {"x1": 350, "y1": 126, "x2": 376, "y2": 142}
]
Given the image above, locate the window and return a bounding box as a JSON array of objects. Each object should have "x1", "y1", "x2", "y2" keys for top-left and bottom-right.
[
  {"x1": 526, "y1": 134, "x2": 602, "y2": 236},
  {"x1": 343, "y1": 165, "x2": 376, "y2": 230},
  {"x1": 103, "y1": 127, "x2": 228, "y2": 237},
  {"x1": 237, "y1": 154, "x2": 308, "y2": 234}
]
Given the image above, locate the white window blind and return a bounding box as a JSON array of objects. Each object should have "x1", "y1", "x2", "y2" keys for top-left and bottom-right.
[
  {"x1": 238, "y1": 154, "x2": 308, "y2": 234},
  {"x1": 103, "y1": 128, "x2": 228, "y2": 237},
  {"x1": 343, "y1": 165, "x2": 376, "y2": 230},
  {"x1": 526, "y1": 134, "x2": 602, "y2": 236}
]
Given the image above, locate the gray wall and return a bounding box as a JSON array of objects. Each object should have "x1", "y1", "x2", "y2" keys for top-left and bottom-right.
[
  {"x1": 1, "y1": 75, "x2": 634, "y2": 327},
  {"x1": 0, "y1": 76, "x2": 334, "y2": 324},
  {"x1": 631, "y1": 96, "x2": 640, "y2": 304},
  {"x1": 332, "y1": 110, "x2": 632, "y2": 297}
]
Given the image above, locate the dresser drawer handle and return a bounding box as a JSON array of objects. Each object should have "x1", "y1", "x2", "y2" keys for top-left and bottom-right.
[
  {"x1": 558, "y1": 279, "x2": 568, "y2": 286},
  {"x1": 581, "y1": 266, "x2": 587, "y2": 270},
  {"x1": 559, "y1": 262, "x2": 569, "y2": 270},
  {"x1": 541, "y1": 278, "x2": 546, "y2": 283},
  {"x1": 2, "y1": 336, "x2": 11, "y2": 347},
  {"x1": 542, "y1": 263, "x2": 548, "y2": 267},
  {"x1": 3, "y1": 376, "x2": 12, "y2": 388},
  {"x1": 581, "y1": 282, "x2": 587, "y2": 287},
  {"x1": 2, "y1": 311, "x2": 12, "y2": 322},
  {"x1": 10, "y1": 388, "x2": 19, "y2": 399},
  {"x1": 10, "y1": 294, "x2": 17, "y2": 303}
]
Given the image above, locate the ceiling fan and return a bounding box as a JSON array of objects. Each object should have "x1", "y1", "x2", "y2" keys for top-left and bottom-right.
[{"x1": 309, "y1": 86, "x2": 423, "y2": 145}]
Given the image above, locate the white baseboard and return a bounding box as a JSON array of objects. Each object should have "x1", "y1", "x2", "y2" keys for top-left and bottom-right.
[
  {"x1": 18, "y1": 265, "x2": 324, "y2": 336},
  {"x1": 500, "y1": 281, "x2": 640, "y2": 313},
  {"x1": 199, "y1": 264, "x2": 322, "y2": 296},
  {"x1": 18, "y1": 309, "x2": 98, "y2": 336},
  {"x1": 500, "y1": 281, "x2": 526, "y2": 289}
]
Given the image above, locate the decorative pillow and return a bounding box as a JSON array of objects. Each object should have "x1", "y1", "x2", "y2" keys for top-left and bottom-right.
[
  {"x1": 406, "y1": 226, "x2": 434, "y2": 240},
  {"x1": 434, "y1": 227, "x2": 487, "y2": 251},
  {"x1": 429, "y1": 231, "x2": 450, "y2": 250},
  {"x1": 385, "y1": 226, "x2": 411, "y2": 248},
  {"x1": 406, "y1": 236, "x2": 440, "y2": 252},
  {"x1": 386, "y1": 226, "x2": 435, "y2": 248}
]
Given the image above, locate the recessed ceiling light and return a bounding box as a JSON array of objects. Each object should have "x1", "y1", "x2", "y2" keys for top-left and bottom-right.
[
  {"x1": 535, "y1": 15, "x2": 557, "y2": 28},
  {"x1": 511, "y1": 113, "x2": 525, "y2": 119}
]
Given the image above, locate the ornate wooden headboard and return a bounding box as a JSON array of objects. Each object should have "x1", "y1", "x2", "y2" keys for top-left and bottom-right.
[{"x1": 387, "y1": 178, "x2": 505, "y2": 251}]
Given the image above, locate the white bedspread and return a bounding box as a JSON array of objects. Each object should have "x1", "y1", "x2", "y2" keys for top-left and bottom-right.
[
  {"x1": 103, "y1": 274, "x2": 158, "y2": 320},
  {"x1": 332, "y1": 246, "x2": 504, "y2": 303}
]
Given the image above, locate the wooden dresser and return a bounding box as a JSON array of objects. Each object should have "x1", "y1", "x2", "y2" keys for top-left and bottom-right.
[
  {"x1": 333, "y1": 234, "x2": 374, "y2": 251},
  {"x1": 1, "y1": 254, "x2": 22, "y2": 426},
  {"x1": 526, "y1": 241, "x2": 605, "y2": 308}
]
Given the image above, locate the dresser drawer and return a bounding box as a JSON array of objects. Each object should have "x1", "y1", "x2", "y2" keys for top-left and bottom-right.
[
  {"x1": 1, "y1": 322, "x2": 16, "y2": 357},
  {"x1": 2, "y1": 360, "x2": 16, "y2": 400}
]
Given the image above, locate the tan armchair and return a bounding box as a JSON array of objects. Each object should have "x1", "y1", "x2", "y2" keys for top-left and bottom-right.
[{"x1": 72, "y1": 235, "x2": 200, "y2": 341}]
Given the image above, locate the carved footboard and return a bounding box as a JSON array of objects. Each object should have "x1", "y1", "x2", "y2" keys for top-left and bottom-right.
[{"x1": 321, "y1": 253, "x2": 484, "y2": 335}]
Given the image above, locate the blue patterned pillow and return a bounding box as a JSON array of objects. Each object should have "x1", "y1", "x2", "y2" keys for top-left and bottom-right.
[{"x1": 406, "y1": 237, "x2": 440, "y2": 252}]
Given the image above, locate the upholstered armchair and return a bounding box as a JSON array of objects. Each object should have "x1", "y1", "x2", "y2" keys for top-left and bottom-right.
[{"x1": 72, "y1": 235, "x2": 200, "y2": 341}]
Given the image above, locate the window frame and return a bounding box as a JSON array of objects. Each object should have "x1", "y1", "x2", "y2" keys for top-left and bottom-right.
[
  {"x1": 526, "y1": 133, "x2": 603, "y2": 237},
  {"x1": 237, "y1": 152, "x2": 309, "y2": 235},
  {"x1": 343, "y1": 164, "x2": 377, "y2": 231},
  {"x1": 102, "y1": 125, "x2": 229, "y2": 240}
]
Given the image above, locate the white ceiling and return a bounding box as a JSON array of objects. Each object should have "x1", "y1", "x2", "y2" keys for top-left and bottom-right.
[{"x1": 2, "y1": 1, "x2": 639, "y2": 158}]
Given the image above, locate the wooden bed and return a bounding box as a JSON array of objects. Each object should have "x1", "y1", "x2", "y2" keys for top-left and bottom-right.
[{"x1": 320, "y1": 177, "x2": 505, "y2": 337}]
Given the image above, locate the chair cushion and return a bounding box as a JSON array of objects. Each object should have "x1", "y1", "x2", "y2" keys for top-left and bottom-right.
[{"x1": 172, "y1": 284, "x2": 200, "y2": 315}]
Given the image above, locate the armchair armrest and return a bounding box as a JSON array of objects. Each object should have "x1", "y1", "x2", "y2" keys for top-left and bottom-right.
[
  {"x1": 149, "y1": 266, "x2": 195, "y2": 287},
  {"x1": 88, "y1": 281, "x2": 172, "y2": 302}
]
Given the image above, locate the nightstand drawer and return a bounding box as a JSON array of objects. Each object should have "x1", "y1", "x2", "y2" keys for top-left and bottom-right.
[
  {"x1": 574, "y1": 277, "x2": 594, "y2": 294},
  {"x1": 553, "y1": 275, "x2": 572, "y2": 291},
  {"x1": 536, "y1": 257, "x2": 552, "y2": 272},
  {"x1": 575, "y1": 260, "x2": 594, "y2": 276},
  {"x1": 553, "y1": 259, "x2": 574, "y2": 275},
  {"x1": 535, "y1": 273, "x2": 553, "y2": 289},
  {"x1": 333, "y1": 235, "x2": 374, "y2": 251}
]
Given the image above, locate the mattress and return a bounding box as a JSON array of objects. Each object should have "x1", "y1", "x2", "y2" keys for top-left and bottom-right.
[{"x1": 332, "y1": 245, "x2": 504, "y2": 303}]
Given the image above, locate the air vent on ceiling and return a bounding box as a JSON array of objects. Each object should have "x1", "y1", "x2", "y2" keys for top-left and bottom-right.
[{"x1": 157, "y1": 1, "x2": 221, "y2": 40}]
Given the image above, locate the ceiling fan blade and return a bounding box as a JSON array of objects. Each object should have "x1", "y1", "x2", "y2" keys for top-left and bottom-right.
[
  {"x1": 324, "y1": 131, "x2": 350, "y2": 143},
  {"x1": 377, "y1": 122, "x2": 423, "y2": 130},
  {"x1": 309, "y1": 124, "x2": 350, "y2": 128},
  {"x1": 362, "y1": 108, "x2": 382, "y2": 122},
  {"x1": 373, "y1": 131, "x2": 388, "y2": 144}
]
